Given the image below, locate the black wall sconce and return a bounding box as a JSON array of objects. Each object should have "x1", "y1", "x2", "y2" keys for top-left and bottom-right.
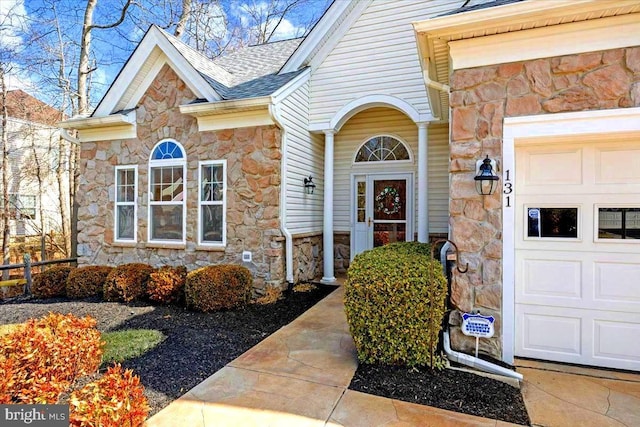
[
  {"x1": 304, "y1": 176, "x2": 316, "y2": 194},
  {"x1": 474, "y1": 155, "x2": 499, "y2": 196}
]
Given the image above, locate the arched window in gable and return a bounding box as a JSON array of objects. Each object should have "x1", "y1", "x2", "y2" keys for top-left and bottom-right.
[
  {"x1": 148, "y1": 139, "x2": 186, "y2": 243},
  {"x1": 354, "y1": 135, "x2": 411, "y2": 163}
]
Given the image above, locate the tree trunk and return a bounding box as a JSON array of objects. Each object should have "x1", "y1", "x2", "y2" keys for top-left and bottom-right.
[
  {"x1": 174, "y1": 0, "x2": 191, "y2": 39},
  {"x1": 56, "y1": 136, "x2": 70, "y2": 256},
  {"x1": 78, "y1": 0, "x2": 97, "y2": 116},
  {"x1": 1, "y1": 67, "x2": 10, "y2": 280}
]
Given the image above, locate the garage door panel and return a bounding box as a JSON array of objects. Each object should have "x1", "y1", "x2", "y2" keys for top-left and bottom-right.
[
  {"x1": 594, "y1": 319, "x2": 640, "y2": 364},
  {"x1": 522, "y1": 148, "x2": 583, "y2": 186},
  {"x1": 517, "y1": 309, "x2": 582, "y2": 357},
  {"x1": 594, "y1": 262, "x2": 640, "y2": 303},
  {"x1": 596, "y1": 146, "x2": 640, "y2": 184},
  {"x1": 522, "y1": 258, "x2": 581, "y2": 299}
]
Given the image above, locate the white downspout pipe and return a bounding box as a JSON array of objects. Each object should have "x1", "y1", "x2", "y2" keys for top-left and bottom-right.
[
  {"x1": 268, "y1": 104, "x2": 294, "y2": 284},
  {"x1": 59, "y1": 128, "x2": 81, "y2": 146}
]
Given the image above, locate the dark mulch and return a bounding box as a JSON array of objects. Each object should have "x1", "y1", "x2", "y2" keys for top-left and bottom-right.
[
  {"x1": 349, "y1": 363, "x2": 531, "y2": 425},
  {"x1": 0, "y1": 285, "x2": 336, "y2": 415}
]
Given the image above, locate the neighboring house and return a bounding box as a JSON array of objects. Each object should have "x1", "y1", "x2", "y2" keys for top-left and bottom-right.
[
  {"x1": 60, "y1": 0, "x2": 640, "y2": 372},
  {"x1": 1, "y1": 90, "x2": 69, "y2": 257}
]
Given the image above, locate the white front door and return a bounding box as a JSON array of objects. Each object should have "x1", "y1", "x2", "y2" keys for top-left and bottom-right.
[
  {"x1": 352, "y1": 173, "x2": 413, "y2": 258},
  {"x1": 515, "y1": 140, "x2": 640, "y2": 371}
]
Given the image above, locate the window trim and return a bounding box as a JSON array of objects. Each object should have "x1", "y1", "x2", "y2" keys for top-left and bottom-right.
[
  {"x1": 147, "y1": 139, "x2": 186, "y2": 244},
  {"x1": 523, "y1": 204, "x2": 582, "y2": 242},
  {"x1": 595, "y1": 204, "x2": 640, "y2": 243},
  {"x1": 352, "y1": 134, "x2": 413, "y2": 165},
  {"x1": 198, "y1": 159, "x2": 227, "y2": 247},
  {"x1": 114, "y1": 165, "x2": 138, "y2": 243}
]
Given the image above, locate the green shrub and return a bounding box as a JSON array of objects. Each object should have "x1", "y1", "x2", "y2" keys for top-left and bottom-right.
[
  {"x1": 103, "y1": 263, "x2": 154, "y2": 303},
  {"x1": 147, "y1": 266, "x2": 187, "y2": 304},
  {"x1": 66, "y1": 266, "x2": 114, "y2": 299},
  {"x1": 344, "y1": 242, "x2": 447, "y2": 368},
  {"x1": 185, "y1": 265, "x2": 253, "y2": 312},
  {"x1": 32, "y1": 265, "x2": 73, "y2": 299}
]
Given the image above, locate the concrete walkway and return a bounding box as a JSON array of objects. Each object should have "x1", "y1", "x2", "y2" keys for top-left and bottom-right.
[{"x1": 145, "y1": 286, "x2": 640, "y2": 427}]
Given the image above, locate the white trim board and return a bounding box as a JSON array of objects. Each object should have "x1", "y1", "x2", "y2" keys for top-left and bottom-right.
[{"x1": 501, "y1": 107, "x2": 640, "y2": 364}]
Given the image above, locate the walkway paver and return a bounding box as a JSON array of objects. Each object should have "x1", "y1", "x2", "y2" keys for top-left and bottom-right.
[{"x1": 146, "y1": 286, "x2": 640, "y2": 426}]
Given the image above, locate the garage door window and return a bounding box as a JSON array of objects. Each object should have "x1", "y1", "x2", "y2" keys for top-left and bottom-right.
[
  {"x1": 527, "y1": 207, "x2": 578, "y2": 238},
  {"x1": 598, "y1": 208, "x2": 640, "y2": 240}
]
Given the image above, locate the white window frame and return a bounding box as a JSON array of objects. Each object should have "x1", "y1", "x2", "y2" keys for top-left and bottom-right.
[
  {"x1": 352, "y1": 134, "x2": 413, "y2": 165},
  {"x1": 148, "y1": 139, "x2": 186, "y2": 244},
  {"x1": 114, "y1": 165, "x2": 138, "y2": 243},
  {"x1": 198, "y1": 160, "x2": 227, "y2": 247}
]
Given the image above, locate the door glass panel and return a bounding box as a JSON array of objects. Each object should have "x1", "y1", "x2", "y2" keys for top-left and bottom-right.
[
  {"x1": 373, "y1": 223, "x2": 406, "y2": 247},
  {"x1": 373, "y1": 180, "x2": 406, "y2": 220},
  {"x1": 598, "y1": 208, "x2": 640, "y2": 239},
  {"x1": 527, "y1": 208, "x2": 578, "y2": 238},
  {"x1": 357, "y1": 181, "x2": 366, "y2": 223}
]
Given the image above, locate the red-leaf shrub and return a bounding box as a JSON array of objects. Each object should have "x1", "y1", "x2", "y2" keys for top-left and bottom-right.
[
  {"x1": 66, "y1": 266, "x2": 114, "y2": 299},
  {"x1": 185, "y1": 264, "x2": 253, "y2": 312},
  {"x1": 103, "y1": 263, "x2": 154, "y2": 302},
  {"x1": 69, "y1": 364, "x2": 149, "y2": 427},
  {"x1": 32, "y1": 265, "x2": 74, "y2": 299},
  {"x1": 0, "y1": 313, "x2": 103, "y2": 403},
  {"x1": 147, "y1": 265, "x2": 187, "y2": 304}
]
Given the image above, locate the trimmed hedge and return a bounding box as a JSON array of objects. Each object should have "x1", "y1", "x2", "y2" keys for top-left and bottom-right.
[
  {"x1": 147, "y1": 266, "x2": 187, "y2": 305},
  {"x1": 32, "y1": 265, "x2": 74, "y2": 299},
  {"x1": 344, "y1": 242, "x2": 447, "y2": 367},
  {"x1": 185, "y1": 265, "x2": 253, "y2": 312},
  {"x1": 103, "y1": 263, "x2": 154, "y2": 303},
  {"x1": 66, "y1": 266, "x2": 114, "y2": 299}
]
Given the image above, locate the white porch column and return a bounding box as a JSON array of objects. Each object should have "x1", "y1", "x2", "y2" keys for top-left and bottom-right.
[
  {"x1": 417, "y1": 122, "x2": 429, "y2": 242},
  {"x1": 321, "y1": 130, "x2": 336, "y2": 283}
]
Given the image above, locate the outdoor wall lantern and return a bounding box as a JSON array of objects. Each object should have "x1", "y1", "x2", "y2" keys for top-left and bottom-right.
[
  {"x1": 474, "y1": 155, "x2": 499, "y2": 196},
  {"x1": 303, "y1": 175, "x2": 316, "y2": 194}
]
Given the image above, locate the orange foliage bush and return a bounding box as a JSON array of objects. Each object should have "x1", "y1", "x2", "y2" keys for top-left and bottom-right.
[
  {"x1": 31, "y1": 265, "x2": 74, "y2": 299},
  {"x1": 0, "y1": 313, "x2": 103, "y2": 404},
  {"x1": 69, "y1": 364, "x2": 149, "y2": 427},
  {"x1": 185, "y1": 265, "x2": 253, "y2": 312},
  {"x1": 66, "y1": 266, "x2": 114, "y2": 299},
  {"x1": 147, "y1": 265, "x2": 187, "y2": 304},
  {"x1": 103, "y1": 263, "x2": 154, "y2": 302}
]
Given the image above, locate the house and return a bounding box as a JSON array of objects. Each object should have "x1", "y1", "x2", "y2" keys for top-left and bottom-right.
[
  {"x1": 59, "y1": 0, "x2": 640, "y2": 372},
  {"x1": 1, "y1": 90, "x2": 70, "y2": 260}
]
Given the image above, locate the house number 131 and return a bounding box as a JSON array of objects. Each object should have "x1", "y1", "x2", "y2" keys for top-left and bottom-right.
[{"x1": 503, "y1": 169, "x2": 513, "y2": 207}]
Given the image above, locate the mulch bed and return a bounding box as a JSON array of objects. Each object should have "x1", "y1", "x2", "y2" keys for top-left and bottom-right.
[
  {"x1": 349, "y1": 363, "x2": 531, "y2": 425},
  {"x1": 0, "y1": 285, "x2": 336, "y2": 416}
]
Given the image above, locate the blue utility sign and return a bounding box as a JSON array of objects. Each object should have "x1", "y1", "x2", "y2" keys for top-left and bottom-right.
[{"x1": 462, "y1": 313, "x2": 495, "y2": 338}]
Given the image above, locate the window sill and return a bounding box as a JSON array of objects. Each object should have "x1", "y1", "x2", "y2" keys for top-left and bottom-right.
[
  {"x1": 145, "y1": 242, "x2": 186, "y2": 250},
  {"x1": 195, "y1": 245, "x2": 226, "y2": 252},
  {"x1": 112, "y1": 241, "x2": 138, "y2": 248}
]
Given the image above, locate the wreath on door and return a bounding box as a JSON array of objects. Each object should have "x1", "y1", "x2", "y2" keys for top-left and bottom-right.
[{"x1": 375, "y1": 186, "x2": 402, "y2": 215}]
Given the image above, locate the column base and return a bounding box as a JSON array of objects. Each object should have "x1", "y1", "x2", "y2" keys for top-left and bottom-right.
[{"x1": 320, "y1": 276, "x2": 336, "y2": 284}]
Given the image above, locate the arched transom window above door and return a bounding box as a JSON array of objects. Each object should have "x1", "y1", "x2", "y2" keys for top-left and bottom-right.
[{"x1": 354, "y1": 135, "x2": 411, "y2": 164}]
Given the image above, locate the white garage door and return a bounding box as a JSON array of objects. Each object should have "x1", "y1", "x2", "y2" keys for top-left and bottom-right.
[{"x1": 515, "y1": 139, "x2": 640, "y2": 371}]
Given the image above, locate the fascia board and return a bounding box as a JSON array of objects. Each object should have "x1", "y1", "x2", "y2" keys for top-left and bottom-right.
[{"x1": 271, "y1": 68, "x2": 311, "y2": 104}]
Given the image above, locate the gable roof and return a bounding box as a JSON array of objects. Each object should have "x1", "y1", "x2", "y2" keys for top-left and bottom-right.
[
  {"x1": 92, "y1": 25, "x2": 305, "y2": 117},
  {"x1": 1, "y1": 90, "x2": 64, "y2": 126}
]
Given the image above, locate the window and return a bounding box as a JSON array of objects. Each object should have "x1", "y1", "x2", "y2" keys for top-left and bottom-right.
[
  {"x1": 598, "y1": 207, "x2": 640, "y2": 240},
  {"x1": 527, "y1": 207, "x2": 578, "y2": 238},
  {"x1": 148, "y1": 140, "x2": 186, "y2": 243},
  {"x1": 3, "y1": 194, "x2": 36, "y2": 220},
  {"x1": 354, "y1": 135, "x2": 411, "y2": 163},
  {"x1": 198, "y1": 160, "x2": 226, "y2": 246},
  {"x1": 115, "y1": 166, "x2": 137, "y2": 242}
]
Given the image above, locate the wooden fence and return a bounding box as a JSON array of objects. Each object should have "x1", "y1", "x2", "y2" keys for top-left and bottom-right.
[{"x1": 0, "y1": 255, "x2": 77, "y2": 296}]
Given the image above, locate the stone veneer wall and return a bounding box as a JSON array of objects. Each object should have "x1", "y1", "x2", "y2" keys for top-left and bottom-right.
[
  {"x1": 77, "y1": 64, "x2": 285, "y2": 292},
  {"x1": 448, "y1": 46, "x2": 640, "y2": 358},
  {"x1": 292, "y1": 233, "x2": 323, "y2": 282}
]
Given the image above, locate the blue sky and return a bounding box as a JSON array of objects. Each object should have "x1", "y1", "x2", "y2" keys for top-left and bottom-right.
[{"x1": 1, "y1": 0, "x2": 330, "y2": 112}]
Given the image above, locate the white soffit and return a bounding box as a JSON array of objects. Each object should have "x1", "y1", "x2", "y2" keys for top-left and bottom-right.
[{"x1": 449, "y1": 13, "x2": 640, "y2": 70}]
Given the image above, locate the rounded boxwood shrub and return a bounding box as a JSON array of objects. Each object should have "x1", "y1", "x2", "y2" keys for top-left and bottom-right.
[
  {"x1": 103, "y1": 263, "x2": 154, "y2": 303},
  {"x1": 344, "y1": 242, "x2": 447, "y2": 367},
  {"x1": 66, "y1": 265, "x2": 114, "y2": 299},
  {"x1": 185, "y1": 265, "x2": 252, "y2": 312},
  {"x1": 147, "y1": 265, "x2": 187, "y2": 305},
  {"x1": 32, "y1": 265, "x2": 74, "y2": 299}
]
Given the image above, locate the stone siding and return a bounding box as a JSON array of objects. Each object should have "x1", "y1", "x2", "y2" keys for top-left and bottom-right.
[
  {"x1": 334, "y1": 232, "x2": 351, "y2": 274},
  {"x1": 449, "y1": 46, "x2": 640, "y2": 357},
  {"x1": 292, "y1": 233, "x2": 323, "y2": 282},
  {"x1": 77, "y1": 64, "x2": 285, "y2": 292}
]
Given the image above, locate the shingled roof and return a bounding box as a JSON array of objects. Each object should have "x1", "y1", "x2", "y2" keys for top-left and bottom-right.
[
  {"x1": 158, "y1": 27, "x2": 305, "y2": 100},
  {"x1": 437, "y1": 0, "x2": 527, "y2": 17},
  {"x1": 1, "y1": 90, "x2": 64, "y2": 126}
]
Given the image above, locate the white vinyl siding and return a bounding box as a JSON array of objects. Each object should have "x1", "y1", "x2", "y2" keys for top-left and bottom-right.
[
  {"x1": 333, "y1": 107, "x2": 448, "y2": 234},
  {"x1": 279, "y1": 81, "x2": 324, "y2": 234},
  {"x1": 309, "y1": 0, "x2": 476, "y2": 126}
]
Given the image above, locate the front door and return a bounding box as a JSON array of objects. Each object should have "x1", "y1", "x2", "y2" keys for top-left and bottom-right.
[{"x1": 352, "y1": 173, "x2": 413, "y2": 258}]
